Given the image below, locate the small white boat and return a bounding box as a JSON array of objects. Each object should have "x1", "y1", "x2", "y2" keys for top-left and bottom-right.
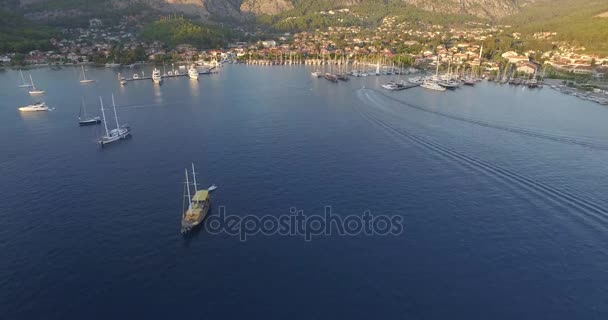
[
  {"x1": 133, "y1": 73, "x2": 139, "y2": 79},
  {"x1": 28, "y1": 75, "x2": 44, "y2": 95},
  {"x1": 382, "y1": 83, "x2": 398, "y2": 90},
  {"x1": 208, "y1": 184, "x2": 218, "y2": 192},
  {"x1": 19, "y1": 101, "x2": 49, "y2": 112},
  {"x1": 105, "y1": 62, "x2": 121, "y2": 68},
  {"x1": 421, "y1": 80, "x2": 446, "y2": 92},
  {"x1": 188, "y1": 65, "x2": 199, "y2": 80},
  {"x1": 79, "y1": 65, "x2": 95, "y2": 83},
  {"x1": 311, "y1": 71, "x2": 322, "y2": 77},
  {"x1": 408, "y1": 77, "x2": 422, "y2": 84},
  {"x1": 438, "y1": 80, "x2": 460, "y2": 90}
]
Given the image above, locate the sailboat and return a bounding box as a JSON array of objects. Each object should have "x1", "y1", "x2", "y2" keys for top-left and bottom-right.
[
  {"x1": 98, "y1": 94, "x2": 131, "y2": 146},
  {"x1": 181, "y1": 163, "x2": 211, "y2": 233},
  {"x1": 18, "y1": 70, "x2": 32, "y2": 88},
  {"x1": 79, "y1": 65, "x2": 95, "y2": 83},
  {"x1": 421, "y1": 80, "x2": 446, "y2": 92},
  {"x1": 28, "y1": 75, "x2": 44, "y2": 95},
  {"x1": 78, "y1": 98, "x2": 101, "y2": 126}
]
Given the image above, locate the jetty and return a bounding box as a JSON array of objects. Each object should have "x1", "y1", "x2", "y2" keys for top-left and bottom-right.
[{"x1": 119, "y1": 67, "x2": 217, "y2": 83}]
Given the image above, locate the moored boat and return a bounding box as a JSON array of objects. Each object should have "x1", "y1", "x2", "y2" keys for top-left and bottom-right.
[
  {"x1": 98, "y1": 94, "x2": 131, "y2": 146},
  {"x1": 28, "y1": 75, "x2": 44, "y2": 95},
  {"x1": 152, "y1": 68, "x2": 162, "y2": 84},
  {"x1": 79, "y1": 65, "x2": 95, "y2": 83},
  {"x1": 19, "y1": 101, "x2": 49, "y2": 112},
  {"x1": 18, "y1": 70, "x2": 32, "y2": 88},
  {"x1": 78, "y1": 98, "x2": 101, "y2": 126},
  {"x1": 188, "y1": 65, "x2": 199, "y2": 80},
  {"x1": 421, "y1": 80, "x2": 446, "y2": 92},
  {"x1": 324, "y1": 73, "x2": 338, "y2": 82}
]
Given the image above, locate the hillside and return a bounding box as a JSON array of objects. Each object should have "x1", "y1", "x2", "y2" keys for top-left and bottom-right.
[
  {"x1": 0, "y1": 9, "x2": 56, "y2": 53},
  {"x1": 501, "y1": 0, "x2": 608, "y2": 54},
  {"x1": 2, "y1": 0, "x2": 607, "y2": 55},
  {"x1": 8, "y1": 0, "x2": 531, "y2": 22}
]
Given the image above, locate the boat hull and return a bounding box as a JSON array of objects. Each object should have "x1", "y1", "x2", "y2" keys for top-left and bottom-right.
[
  {"x1": 79, "y1": 118, "x2": 102, "y2": 126},
  {"x1": 80, "y1": 80, "x2": 95, "y2": 83},
  {"x1": 19, "y1": 107, "x2": 49, "y2": 112},
  {"x1": 181, "y1": 204, "x2": 210, "y2": 234},
  {"x1": 99, "y1": 128, "x2": 131, "y2": 146}
]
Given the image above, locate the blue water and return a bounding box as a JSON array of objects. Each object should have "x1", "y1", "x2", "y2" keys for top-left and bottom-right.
[{"x1": 1, "y1": 65, "x2": 608, "y2": 319}]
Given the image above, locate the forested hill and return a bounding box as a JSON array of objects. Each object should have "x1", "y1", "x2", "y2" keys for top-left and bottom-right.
[
  {"x1": 0, "y1": 10, "x2": 56, "y2": 53},
  {"x1": 500, "y1": 0, "x2": 608, "y2": 54}
]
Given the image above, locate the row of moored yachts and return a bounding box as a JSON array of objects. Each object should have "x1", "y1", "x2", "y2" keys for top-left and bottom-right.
[{"x1": 382, "y1": 75, "x2": 480, "y2": 92}]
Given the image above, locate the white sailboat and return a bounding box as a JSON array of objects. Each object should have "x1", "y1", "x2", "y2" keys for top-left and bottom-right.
[
  {"x1": 78, "y1": 98, "x2": 101, "y2": 126},
  {"x1": 18, "y1": 70, "x2": 32, "y2": 88},
  {"x1": 28, "y1": 75, "x2": 44, "y2": 95},
  {"x1": 421, "y1": 80, "x2": 446, "y2": 91},
  {"x1": 79, "y1": 65, "x2": 95, "y2": 83},
  {"x1": 98, "y1": 94, "x2": 131, "y2": 146}
]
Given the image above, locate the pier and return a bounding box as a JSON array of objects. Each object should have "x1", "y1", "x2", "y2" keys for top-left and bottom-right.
[{"x1": 119, "y1": 67, "x2": 217, "y2": 83}]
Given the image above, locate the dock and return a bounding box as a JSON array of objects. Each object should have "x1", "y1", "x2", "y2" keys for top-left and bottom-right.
[{"x1": 119, "y1": 67, "x2": 217, "y2": 83}]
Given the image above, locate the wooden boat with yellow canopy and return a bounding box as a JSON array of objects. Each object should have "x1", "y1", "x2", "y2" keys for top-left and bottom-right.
[{"x1": 181, "y1": 163, "x2": 210, "y2": 233}]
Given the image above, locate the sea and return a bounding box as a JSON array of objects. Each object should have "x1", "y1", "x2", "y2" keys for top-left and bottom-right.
[{"x1": 1, "y1": 65, "x2": 607, "y2": 319}]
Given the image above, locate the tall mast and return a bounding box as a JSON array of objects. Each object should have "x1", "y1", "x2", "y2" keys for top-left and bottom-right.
[
  {"x1": 191, "y1": 163, "x2": 198, "y2": 192},
  {"x1": 80, "y1": 97, "x2": 87, "y2": 119},
  {"x1": 111, "y1": 93, "x2": 120, "y2": 130},
  {"x1": 29, "y1": 74, "x2": 35, "y2": 89},
  {"x1": 435, "y1": 55, "x2": 440, "y2": 77},
  {"x1": 185, "y1": 168, "x2": 192, "y2": 210},
  {"x1": 479, "y1": 45, "x2": 483, "y2": 77},
  {"x1": 20, "y1": 70, "x2": 26, "y2": 84},
  {"x1": 99, "y1": 97, "x2": 110, "y2": 136},
  {"x1": 81, "y1": 65, "x2": 86, "y2": 80}
]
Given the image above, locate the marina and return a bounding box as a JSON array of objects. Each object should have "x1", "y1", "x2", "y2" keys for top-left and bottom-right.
[{"x1": 119, "y1": 66, "x2": 217, "y2": 83}]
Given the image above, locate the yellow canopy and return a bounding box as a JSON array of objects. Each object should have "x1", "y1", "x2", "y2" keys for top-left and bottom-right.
[{"x1": 192, "y1": 190, "x2": 209, "y2": 202}]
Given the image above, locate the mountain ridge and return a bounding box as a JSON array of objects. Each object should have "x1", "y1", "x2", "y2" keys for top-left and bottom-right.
[{"x1": 10, "y1": 0, "x2": 537, "y2": 21}]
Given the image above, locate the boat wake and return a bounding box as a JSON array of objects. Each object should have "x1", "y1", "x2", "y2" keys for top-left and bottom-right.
[
  {"x1": 355, "y1": 89, "x2": 608, "y2": 231},
  {"x1": 118, "y1": 100, "x2": 189, "y2": 110},
  {"x1": 362, "y1": 88, "x2": 608, "y2": 152}
]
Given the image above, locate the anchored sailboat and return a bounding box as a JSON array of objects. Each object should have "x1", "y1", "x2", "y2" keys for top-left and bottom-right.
[
  {"x1": 181, "y1": 163, "x2": 211, "y2": 233},
  {"x1": 28, "y1": 75, "x2": 44, "y2": 95},
  {"x1": 79, "y1": 65, "x2": 95, "y2": 83},
  {"x1": 78, "y1": 98, "x2": 101, "y2": 126},
  {"x1": 98, "y1": 94, "x2": 131, "y2": 146},
  {"x1": 18, "y1": 70, "x2": 32, "y2": 88}
]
